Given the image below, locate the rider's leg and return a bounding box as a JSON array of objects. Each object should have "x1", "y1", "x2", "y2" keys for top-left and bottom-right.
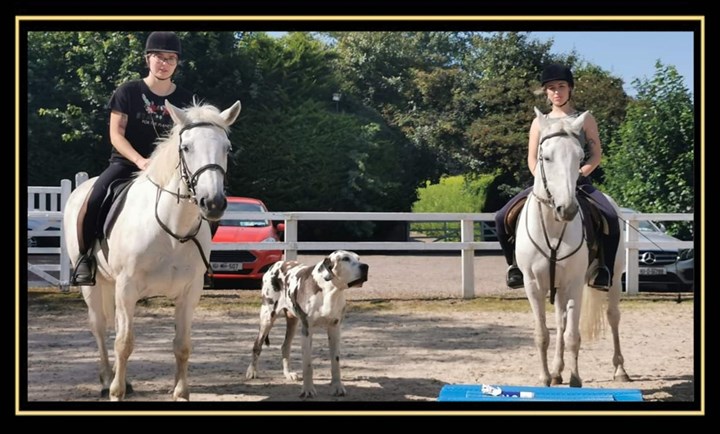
[
  {"x1": 581, "y1": 186, "x2": 620, "y2": 288},
  {"x1": 495, "y1": 187, "x2": 533, "y2": 288},
  {"x1": 73, "y1": 163, "x2": 135, "y2": 286}
]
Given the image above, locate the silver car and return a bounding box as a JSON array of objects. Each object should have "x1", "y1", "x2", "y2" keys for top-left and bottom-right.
[{"x1": 621, "y1": 208, "x2": 693, "y2": 292}]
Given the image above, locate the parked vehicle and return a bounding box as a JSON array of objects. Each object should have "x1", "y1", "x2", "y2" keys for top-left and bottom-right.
[
  {"x1": 205, "y1": 197, "x2": 284, "y2": 288},
  {"x1": 621, "y1": 208, "x2": 694, "y2": 292}
]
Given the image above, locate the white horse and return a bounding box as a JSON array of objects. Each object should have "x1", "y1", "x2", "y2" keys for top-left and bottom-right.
[
  {"x1": 63, "y1": 99, "x2": 241, "y2": 401},
  {"x1": 515, "y1": 107, "x2": 630, "y2": 388}
]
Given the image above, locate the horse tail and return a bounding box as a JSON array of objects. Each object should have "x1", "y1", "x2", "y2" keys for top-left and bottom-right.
[{"x1": 580, "y1": 284, "x2": 606, "y2": 341}]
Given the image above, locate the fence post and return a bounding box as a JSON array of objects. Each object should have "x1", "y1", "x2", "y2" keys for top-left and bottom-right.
[
  {"x1": 284, "y1": 217, "x2": 298, "y2": 261},
  {"x1": 75, "y1": 172, "x2": 89, "y2": 187},
  {"x1": 625, "y1": 217, "x2": 640, "y2": 295},
  {"x1": 58, "y1": 179, "x2": 72, "y2": 291},
  {"x1": 461, "y1": 218, "x2": 475, "y2": 299}
]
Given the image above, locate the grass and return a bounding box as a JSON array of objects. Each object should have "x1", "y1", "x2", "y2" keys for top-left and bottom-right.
[{"x1": 25, "y1": 286, "x2": 693, "y2": 316}]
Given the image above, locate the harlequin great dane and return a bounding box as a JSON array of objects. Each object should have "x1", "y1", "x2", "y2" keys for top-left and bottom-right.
[{"x1": 245, "y1": 250, "x2": 369, "y2": 398}]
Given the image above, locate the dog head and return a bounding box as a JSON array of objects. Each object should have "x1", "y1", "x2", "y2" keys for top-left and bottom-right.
[{"x1": 320, "y1": 250, "x2": 369, "y2": 288}]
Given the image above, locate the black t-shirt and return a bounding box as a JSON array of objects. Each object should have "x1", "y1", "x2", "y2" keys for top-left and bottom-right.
[{"x1": 107, "y1": 79, "x2": 194, "y2": 164}]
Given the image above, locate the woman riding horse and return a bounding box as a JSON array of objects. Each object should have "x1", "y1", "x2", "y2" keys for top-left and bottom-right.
[
  {"x1": 72, "y1": 31, "x2": 194, "y2": 285},
  {"x1": 494, "y1": 64, "x2": 620, "y2": 290}
]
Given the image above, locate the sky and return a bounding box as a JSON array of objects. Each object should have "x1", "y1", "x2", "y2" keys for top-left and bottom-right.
[{"x1": 528, "y1": 32, "x2": 694, "y2": 97}]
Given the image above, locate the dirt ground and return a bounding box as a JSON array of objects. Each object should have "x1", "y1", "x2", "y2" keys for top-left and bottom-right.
[{"x1": 23, "y1": 254, "x2": 698, "y2": 413}]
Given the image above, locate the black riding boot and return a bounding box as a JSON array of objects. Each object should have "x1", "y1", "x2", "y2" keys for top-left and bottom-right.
[
  {"x1": 506, "y1": 264, "x2": 524, "y2": 289},
  {"x1": 71, "y1": 253, "x2": 96, "y2": 286}
]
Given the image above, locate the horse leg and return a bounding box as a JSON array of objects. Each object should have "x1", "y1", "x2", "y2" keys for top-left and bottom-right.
[
  {"x1": 525, "y1": 285, "x2": 551, "y2": 386},
  {"x1": 172, "y1": 292, "x2": 200, "y2": 401},
  {"x1": 109, "y1": 286, "x2": 137, "y2": 401},
  {"x1": 81, "y1": 285, "x2": 113, "y2": 397},
  {"x1": 564, "y1": 297, "x2": 583, "y2": 387},
  {"x1": 550, "y1": 296, "x2": 566, "y2": 385},
  {"x1": 607, "y1": 284, "x2": 630, "y2": 382}
]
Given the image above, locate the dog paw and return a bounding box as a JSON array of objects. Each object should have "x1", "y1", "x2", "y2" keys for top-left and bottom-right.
[
  {"x1": 330, "y1": 382, "x2": 346, "y2": 396},
  {"x1": 299, "y1": 386, "x2": 317, "y2": 399},
  {"x1": 285, "y1": 371, "x2": 299, "y2": 381},
  {"x1": 245, "y1": 366, "x2": 258, "y2": 380}
]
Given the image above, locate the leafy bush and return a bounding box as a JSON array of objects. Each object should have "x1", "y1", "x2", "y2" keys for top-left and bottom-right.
[{"x1": 411, "y1": 174, "x2": 496, "y2": 241}]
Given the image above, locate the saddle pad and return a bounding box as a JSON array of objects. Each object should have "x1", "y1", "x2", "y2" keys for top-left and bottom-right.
[{"x1": 437, "y1": 384, "x2": 643, "y2": 402}]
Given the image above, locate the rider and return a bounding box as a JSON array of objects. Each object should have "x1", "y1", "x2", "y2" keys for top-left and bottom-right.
[
  {"x1": 493, "y1": 63, "x2": 620, "y2": 290},
  {"x1": 72, "y1": 31, "x2": 194, "y2": 286}
]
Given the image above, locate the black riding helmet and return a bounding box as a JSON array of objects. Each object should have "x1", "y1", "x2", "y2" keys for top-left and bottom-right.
[
  {"x1": 541, "y1": 64, "x2": 574, "y2": 88},
  {"x1": 145, "y1": 31, "x2": 181, "y2": 56}
]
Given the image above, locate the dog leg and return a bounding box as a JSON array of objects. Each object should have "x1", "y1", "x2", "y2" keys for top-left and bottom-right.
[
  {"x1": 282, "y1": 316, "x2": 299, "y2": 381},
  {"x1": 299, "y1": 327, "x2": 317, "y2": 398},
  {"x1": 328, "y1": 323, "x2": 346, "y2": 396},
  {"x1": 245, "y1": 304, "x2": 276, "y2": 380}
]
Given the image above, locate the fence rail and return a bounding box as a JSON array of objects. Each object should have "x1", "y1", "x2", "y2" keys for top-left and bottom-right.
[{"x1": 26, "y1": 176, "x2": 694, "y2": 296}]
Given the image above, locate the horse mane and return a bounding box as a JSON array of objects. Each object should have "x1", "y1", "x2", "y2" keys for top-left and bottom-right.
[{"x1": 139, "y1": 101, "x2": 231, "y2": 186}]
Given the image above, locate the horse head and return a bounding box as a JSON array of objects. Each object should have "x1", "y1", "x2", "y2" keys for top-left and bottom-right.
[
  {"x1": 533, "y1": 107, "x2": 587, "y2": 222},
  {"x1": 164, "y1": 100, "x2": 242, "y2": 221}
]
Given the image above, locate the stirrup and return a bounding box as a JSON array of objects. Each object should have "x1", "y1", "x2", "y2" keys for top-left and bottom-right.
[
  {"x1": 506, "y1": 265, "x2": 524, "y2": 289},
  {"x1": 589, "y1": 265, "x2": 611, "y2": 290},
  {"x1": 71, "y1": 254, "x2": 97, "y2": 286}
]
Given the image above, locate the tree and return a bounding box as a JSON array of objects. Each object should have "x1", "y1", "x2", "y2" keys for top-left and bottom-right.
[{"x1": 603, "y1": 62, "x2": 694, "y2": 238}]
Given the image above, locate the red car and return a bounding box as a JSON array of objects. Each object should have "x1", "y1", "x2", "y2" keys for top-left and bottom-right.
[{"x1": 205, "y1": 197, "x2": 285, "y2": 288}]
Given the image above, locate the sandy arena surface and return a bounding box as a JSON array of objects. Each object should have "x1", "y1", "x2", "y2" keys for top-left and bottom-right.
[{"x1": 22, "y1": 254, "x2": 698, "y2": 414}]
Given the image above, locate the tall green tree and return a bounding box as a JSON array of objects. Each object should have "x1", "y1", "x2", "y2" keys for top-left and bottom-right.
[{"x1": 604, "y1": 62, "x2": 694, "y2": 237}]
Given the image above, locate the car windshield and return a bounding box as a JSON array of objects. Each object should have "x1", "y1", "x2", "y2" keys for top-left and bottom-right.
[
  {"x1": 621, "y1": 208, "x2": 664, "y2": 233},
  {"x1": 219, "y1": 202, "x2": 269, "y2": 227}
]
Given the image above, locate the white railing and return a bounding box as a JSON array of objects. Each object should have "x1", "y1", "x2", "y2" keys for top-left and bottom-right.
[
  {"x1": 27, "y1": 179, "x2": 72, "y2": 289},
  {"x1": 27, "y1": 176, "x2": 695, "y2": 297},
  {"x1": 213, "y1": 211, "x2": 694, "y2": 296}
]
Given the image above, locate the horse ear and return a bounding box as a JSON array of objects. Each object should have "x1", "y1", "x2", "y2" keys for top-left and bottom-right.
[
  {"x1": 165, "y1": 99, "x2": 189, "y2": 126},
  {"x1": 533, "y1": 107, "x2": 547, "y2": 130},
  {"x1": 569, "y1": 110, "x2": 589, "y2": 133},
  {"x1": 220, "y1": 100, "x2": 242, "y2": 127}
]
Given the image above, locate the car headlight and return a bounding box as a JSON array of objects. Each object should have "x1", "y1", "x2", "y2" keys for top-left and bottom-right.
[{"x1": 678, "y1": 249, "x2": 693, "y2": 261}]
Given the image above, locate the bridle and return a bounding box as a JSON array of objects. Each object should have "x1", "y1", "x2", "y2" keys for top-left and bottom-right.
[
  {"x1": 535, "y1": 130, "x2": 581, "y2": 209},
  {"x1": 525, "y1": 130, "x2": 586, "y2": 304},
  {"x1": 148, "y1": 121, "x2": 230, "y2": 276}
]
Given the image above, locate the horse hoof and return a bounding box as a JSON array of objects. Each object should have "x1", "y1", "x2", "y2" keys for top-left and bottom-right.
[
  {"x1": 126, "y1": 383, "x2": 134, "y2": 395},
  {"x1": 569, "y1": 377, "x2": 582, "y2": 388},
  {"x1": 614, "y1": 373, "x2": 632, "y2": 382},
  {"x1": 100, "y1": 388, "x2": 109, "y2": 398},
  {"x1": 551, "y1": 376, "x2": 563, "y2": 385}
]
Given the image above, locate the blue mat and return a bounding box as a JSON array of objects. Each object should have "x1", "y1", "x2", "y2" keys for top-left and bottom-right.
[{"x1": 438, "y1": 384, "x2": 643, "y2": 402}]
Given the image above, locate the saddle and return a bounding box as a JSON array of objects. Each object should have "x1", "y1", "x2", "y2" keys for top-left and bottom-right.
[
  {"x1": 101, "y1": 178, "x2": 134, "y2": 239},
  {"x1": 76, "y1": 178, "x2": 134, "y2": 253},
  {"x1": 504, "y1": 191, "x2": 606, "y2": 264}
]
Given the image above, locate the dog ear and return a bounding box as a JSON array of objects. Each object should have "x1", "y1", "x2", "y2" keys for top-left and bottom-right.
[{"x1": 320, "y1": 257, "x2": 335, "y2": 281}]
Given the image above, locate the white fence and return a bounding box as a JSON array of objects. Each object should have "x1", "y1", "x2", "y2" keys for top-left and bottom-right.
[{"x1": 27, "y1": 176, "x2": 694, "y2": 296}]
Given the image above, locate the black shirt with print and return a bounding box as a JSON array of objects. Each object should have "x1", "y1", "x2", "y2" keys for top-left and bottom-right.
[{"x1": 107, "y1": 79, "x2": 194, "y2": 165}]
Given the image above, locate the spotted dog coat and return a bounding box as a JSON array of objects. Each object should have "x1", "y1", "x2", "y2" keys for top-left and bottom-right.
[{"x1": 245, "y1": 250, "x2": 369, "y2": 398}]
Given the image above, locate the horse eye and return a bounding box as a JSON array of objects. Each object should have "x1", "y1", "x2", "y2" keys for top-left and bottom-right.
[
  {"x1": 342, "y1": 257, "x2": 350, "y2": 262},
  {"x1": 181, "y1": 144, "x2": 190, "y2": 152}
]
